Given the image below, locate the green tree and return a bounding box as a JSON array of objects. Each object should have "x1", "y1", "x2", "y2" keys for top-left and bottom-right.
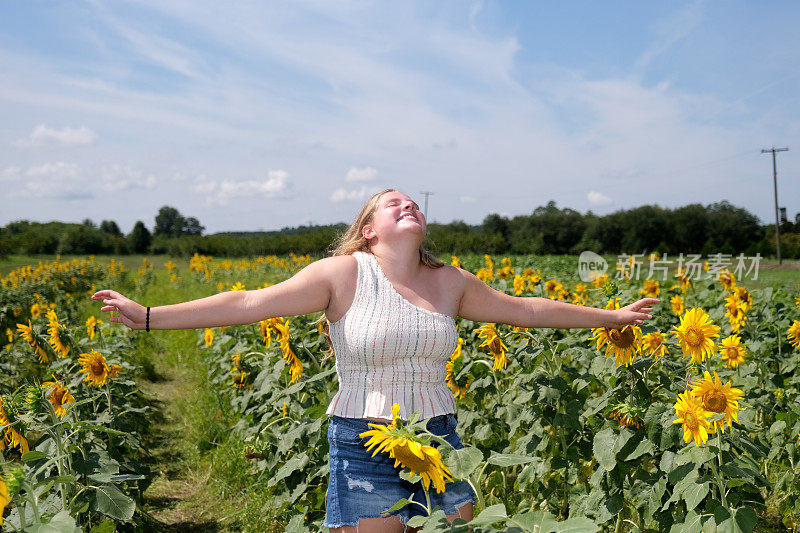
[
  {"x1": 183, "y1": 216, "x2": 205, "y2": 236},
  {"x1": 154, "y1": 206, "x2": 185, "y2": 237},
  {"x1": 128, "y1": 221, "x2": 152, "y2": 253},
  {"x1": 154, "y1": 206, "x2": 204, "y2": 237},
  {"x1": 99, "y1": 220, "x2": 122, "y2": 236}
]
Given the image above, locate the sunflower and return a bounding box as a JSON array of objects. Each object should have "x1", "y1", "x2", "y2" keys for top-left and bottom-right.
[
  {"x1": 544, "y1": 279, "x2": 560, "y2": 296},
  {"x1": 639, "y1": 280, "x2": 660, "y2": 298},
  {"x1": 232, "y1": 371, "x2": 249, "y2": 389},
  {"x1": 589, "y1": 325, "x2": 642, "y2": 367},
  {"x1": 42, "y1": 378, "x2": 75, "y2": 418},
  {"x1": 360, "y1": 403, "x2": 454, "y2": 494},
  {"x1": 4, "y1": 328, "x2": 11, "y2": 344},
  {"x1": 641, "y1": 331, "x2": 668, "y2": 358},
  {"x1": 608, "y1": 405, "x2": 644, "y2": 429},
  {"x1": 731, "y1": 286, "x2": 752, "y2": 313},
  {"x1": 16, "y1": 320, "x2": 51, "y2": 363},
  {"x1": 795, "y1": 291, "x2": 800, "y2": 312},
  {"x1": 259, "y1": 317, "x2": 284, "y2": 347},
  {"x1": 475, "y1": 323, "x2": 508, "y2": 370},
  {"x1": 108, "y1": 364, "x2": 121, "y2": 378},
  {"x1": 526, "y1": 271, "x2": 542, "y2": 290},
  {"x1": 446, "y1": 343, "x2": 470, "y2": 400},
  {"x1": 451, "y1": 256, "x2": 461, "y2": 268},
  {"x1": 572, "y1": 292, "x2": 587, "y2": 306},
  {"x1": 86, "y1": 316, "x2": 102, "y2": 340},
  {"x1": 513, "y1": 275, "x2": 526, "y2": 296},
  {"x1": 78, "y1": 349, "x2": 112, "y2": 387},
  {"x1": 605, "y1": 298, "x2": 621, "y2": 311},
  {"x1": 673, "y1": 391, "x2": 715, "y2": 446},
  {"x1": 476, "y1": 267, "x2": 493, "y2": 282},
  {"x1": 672, "y1": 308, "x2": 720, "y2": 364},
  {"x1": 675, "y1": 268, "x2": 691, "y2": 292},
  {"x1": 1, "y1": 474, "x2": 8, "y2": 526},
  {"x1": 46, "y1": 309, "x2": 70, "y2": 358},
  {"x1": 787, "y1": 321, "x2": 800, "y2": 351},
  {"x1": 203, "y1": 328, "x2": 214, "y2": 346},
  {"x1": 671, "y1": 294, "x2": 685, "y2": 316},
  {"x1": 591, "y1": 273, "x2": 610, "y2": 288},
  {"x1": 0, "y1": 396, "x2": 29, "y2": 454},
  {"x1": 231, "y1": 353, "x2": 243, "y2": 373},
  {"x1": 30, "y1": 302, "x2": 41, "y2": 318},
  {"x1": 719, "y1": 335, "x2": 747, "y2": 369},
  {"x1": 274, "y1": 322, "x2": 303, "y2": 382},
  {"x1": 724, "y1": 295, "x2": 748, "y2": 333},
  {"x1": 718, "y1": 270, "x2": 736, "y2": 291},
  {"x1": 690, "y1": 371, "x2": 744, "y2": 433}
]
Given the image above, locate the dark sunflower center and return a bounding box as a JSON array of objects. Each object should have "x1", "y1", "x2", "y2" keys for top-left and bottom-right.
[
  {"x1": 53, "y1": 389, "x2": 65, "y2": 405},
  {"x1": 393, "y1": 445, "x2": 430, "y2": 473},
  {"x1": 90, "y1": 361, "x2": 105, "y2": 376},
  {"x1": 705, "y1": 392, "x2": 726, "y2": 413},
  {"x1": 490, "y1": 338, "x2": 503, "y2": 354},
  {"x1": 609, "y1": 327, "x2": 635, "y2": 349},
  {"x1": 684, "y1": 328, "x2": 702, "y2": 347},
  {"x1": 684, "y1": 413, "x2": 698, "y2": 429}
]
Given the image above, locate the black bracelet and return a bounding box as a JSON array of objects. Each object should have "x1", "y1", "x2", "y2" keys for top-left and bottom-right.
[{"x1": 146, "y1": 307, "x2": 150, "y2": 332}]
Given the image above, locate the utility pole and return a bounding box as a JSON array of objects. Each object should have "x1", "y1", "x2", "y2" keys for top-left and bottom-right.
[
  {"x1": 761, "y1": 147, "x2": 789, "y2": 265},
  {"x1": 419, "y1": 191, "x2": 434, "y2": 221}
]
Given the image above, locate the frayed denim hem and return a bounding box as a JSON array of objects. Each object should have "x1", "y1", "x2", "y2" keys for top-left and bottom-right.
[{"x1": 322, "y1": 511, "x2": 395, "y2": 529}]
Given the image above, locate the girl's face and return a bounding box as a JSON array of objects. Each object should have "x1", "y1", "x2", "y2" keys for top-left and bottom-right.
[{"x1": 363, "y1": 191, "x2": 426, "y2": 243}]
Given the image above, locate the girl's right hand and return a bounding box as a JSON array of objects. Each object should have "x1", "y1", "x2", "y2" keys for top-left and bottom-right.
[{"x1": 91, "y1": 289, "x2": 147, "y2": 330}]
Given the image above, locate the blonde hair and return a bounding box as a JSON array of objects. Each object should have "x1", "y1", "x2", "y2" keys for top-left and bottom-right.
[{"x1": 318, "y1": 188, "x2": 444, "y2": 361}]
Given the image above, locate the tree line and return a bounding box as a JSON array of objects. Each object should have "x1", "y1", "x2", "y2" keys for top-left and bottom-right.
[{"x1": 1, "y1": 202, "x2": 799, "y2": 259}]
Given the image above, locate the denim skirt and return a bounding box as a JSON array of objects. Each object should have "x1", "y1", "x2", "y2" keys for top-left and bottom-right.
[{"x1": 322, "y1": 413, "x2": 476, "y2": 529}]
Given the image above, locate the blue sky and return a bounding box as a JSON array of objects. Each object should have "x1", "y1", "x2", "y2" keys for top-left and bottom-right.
[{"x1": 1, "y1": 0, "x2": 798, "y2": 233}]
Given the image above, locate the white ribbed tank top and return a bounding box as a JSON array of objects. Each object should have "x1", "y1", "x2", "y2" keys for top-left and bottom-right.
[{"x1": 325, "y1": 251, "x2": 459, "y2": 420}]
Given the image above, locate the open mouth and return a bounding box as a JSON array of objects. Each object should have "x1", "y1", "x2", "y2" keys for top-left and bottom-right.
[{"x1": 397, "y1": 213, "x2": 418, "y2": 222}]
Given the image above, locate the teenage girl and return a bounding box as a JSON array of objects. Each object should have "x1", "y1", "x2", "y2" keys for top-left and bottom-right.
[{"x1": 92, "y1": 189, "x2": 658, "y2": 532}]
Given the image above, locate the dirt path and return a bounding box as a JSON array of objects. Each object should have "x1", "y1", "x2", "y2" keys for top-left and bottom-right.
[{"x1": 138, "y1": 366, "x2": 222, "y2": 532}]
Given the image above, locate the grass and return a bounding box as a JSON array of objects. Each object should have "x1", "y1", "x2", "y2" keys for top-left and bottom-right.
[{"x1": 122, "y1": 267, "x2": 285, "y2": 531}]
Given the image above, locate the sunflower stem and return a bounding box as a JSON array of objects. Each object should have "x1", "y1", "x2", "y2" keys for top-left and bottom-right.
[
  {"x1": 466, "y1": 476, "x2": 485, "y2": 510},
  {"x1": 714, "y1": 430, "x2": 728, "y2": 508}
]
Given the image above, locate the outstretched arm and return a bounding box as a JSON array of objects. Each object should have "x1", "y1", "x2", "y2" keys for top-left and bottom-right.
[
  {"x1": 91, "y1": 257, "x2": 341, "y2": 330},
  {"x1": 457, "y1": 269, "x2": 657, "y2": 329}
]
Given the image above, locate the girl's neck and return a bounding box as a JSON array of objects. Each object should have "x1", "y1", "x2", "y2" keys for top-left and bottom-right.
[{"x1": 369, "y1": 241, "x2": 422, "y2": 282}]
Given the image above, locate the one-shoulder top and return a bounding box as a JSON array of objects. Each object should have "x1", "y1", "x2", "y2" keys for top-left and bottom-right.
[{"x1": 325, "y1": 251, "x2": 459, "y2": 420}]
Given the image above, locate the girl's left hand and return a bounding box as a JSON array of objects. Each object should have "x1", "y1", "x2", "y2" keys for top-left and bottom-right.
[{"x1": 606, "y1": 298, "x2": 659, "y2": 329}]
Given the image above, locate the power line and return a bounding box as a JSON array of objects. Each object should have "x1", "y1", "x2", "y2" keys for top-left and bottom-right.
[{"x1": 761, "y1": 146, "x2": 789, "y2": 265}]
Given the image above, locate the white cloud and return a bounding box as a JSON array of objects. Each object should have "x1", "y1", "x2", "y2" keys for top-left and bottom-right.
[
  {"x1": 6, "y1": 161, "x2": 86, "y2": 199},
  {"x1": 193, "y1": 181, "x2": 217, "y2": 194},
  {"x1": 345, "y1": 166, "x2": 377, "y2": 182},
  {"x1": 635, "y1": 2, "x2": 705, "y2": 70},
  {"x1": 330, "y1": 185, "x2": 380, "y2": 203},
  {"x1": 25, "y1": 161, "x2": 80, "y2": 179},
  {"x1": 14, "y1": 124, "x2": 98, "y2": 148},
  {"x1": 1, "y1": 161, "x2": 158, "y2": 199},
  {"x1": 99, "y1": 165, "x2": 157, "y2": 191},
  {"x1": 192, "y1": 170, "x2": 290, "y2": 206},
  {"x1": 587, "y1": 191, "x2": 613, "y2": 206},
  {"x1": 460, "y1": 195, "x2": 477, "y2": 203},
  {"x1": 1, "y1": 166, "x2": 22, "y2": 181}
]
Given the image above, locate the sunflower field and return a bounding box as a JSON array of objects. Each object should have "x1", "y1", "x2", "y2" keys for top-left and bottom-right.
[
  {"x1": 2, "y1": 252, "x2": 800, "y2": 532},
  {"x1": 1, "y1": 257, "x2": 155, "y2": 531}
]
